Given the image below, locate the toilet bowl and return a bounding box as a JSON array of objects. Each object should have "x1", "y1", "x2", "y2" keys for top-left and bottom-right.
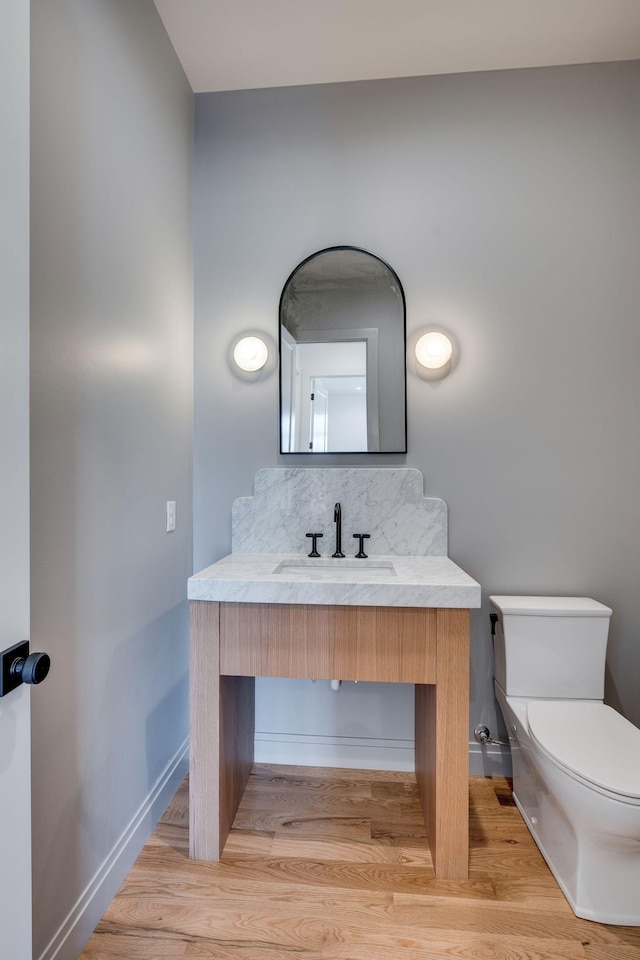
[{"x1": 491, "y1": 596, "x2": 640, "y2": 925}]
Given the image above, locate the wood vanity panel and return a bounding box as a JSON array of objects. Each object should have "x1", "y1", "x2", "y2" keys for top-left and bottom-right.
[
  {"x1": 219, "y1": 674, "x2": 255, "y2": 856},
  {"x1": 415, "y1": 608, "x2": 470, "y2": 880},
  {"x1": 220, "y1": 602, "x2": 437, "y2": 683},
  {"x1": 358, "y1": 606, "x2": 437, "y2": 683},
  {"x1": 220, "y1": 602, "x2": 334, "y2": 679},
  {"x1": 190, "y1": 601, "x2": 254, "y2": 860},
  {"x1": 189, "y1": 600, "x2": 219, "y2": 859}
]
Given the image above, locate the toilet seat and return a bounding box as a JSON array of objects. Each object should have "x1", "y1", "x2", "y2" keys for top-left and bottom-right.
[{"x1": 527, "y1": 700, "x2": 640, "y2": 801}]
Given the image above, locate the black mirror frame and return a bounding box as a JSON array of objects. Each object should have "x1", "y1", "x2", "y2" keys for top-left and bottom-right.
[{"x1": 278, "y1": 245, "x2": 407, "y2": 455}]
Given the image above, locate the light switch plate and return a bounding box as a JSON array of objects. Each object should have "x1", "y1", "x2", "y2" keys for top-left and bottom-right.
[{"x1": 166, "y1": 500, "x2": 176, "y2": 533}]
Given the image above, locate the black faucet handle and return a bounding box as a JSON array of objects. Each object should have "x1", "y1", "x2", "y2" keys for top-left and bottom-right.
[
  {"x1": 353, "y1": 533, "x2": 371, "y2": 559},
  {"x1": 306, "y1": 532, "x2": 323, "y2": 558}
]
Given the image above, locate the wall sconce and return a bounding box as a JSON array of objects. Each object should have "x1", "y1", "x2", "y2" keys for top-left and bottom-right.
[
  {"x1": 233, "y1": 336, "x2": 268, "y2": 372},
  {"x1": 415, "y1": 331, "x2": 453, "y2": 370}
]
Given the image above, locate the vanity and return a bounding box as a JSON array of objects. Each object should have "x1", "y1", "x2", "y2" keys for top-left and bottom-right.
[{"x1": 188, "y1": 468, "x2": 481, "y2": 880}]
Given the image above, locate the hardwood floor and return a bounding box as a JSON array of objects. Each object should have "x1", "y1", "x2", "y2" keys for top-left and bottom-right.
[{"x1": 80, "y1": 766, "x2": 640, "y2": 959}]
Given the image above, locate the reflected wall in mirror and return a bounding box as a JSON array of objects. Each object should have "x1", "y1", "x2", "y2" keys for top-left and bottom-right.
[{"x1": 279, "y1": 247, "x2": 407, "y2": 454}]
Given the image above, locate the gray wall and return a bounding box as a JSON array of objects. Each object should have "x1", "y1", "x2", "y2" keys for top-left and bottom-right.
[
  {"x1": 30, "y1": 2, "x2": 193, "y2": 957},
  {"x1": 194, "y1": 62, "x2": 640, "y2": 766},
  {"x1": 1, "y1": 0, "x2": 29, "y2": 670},
  {"x1": 0, "y1": 1, "x2": 32, "y2": 955}
]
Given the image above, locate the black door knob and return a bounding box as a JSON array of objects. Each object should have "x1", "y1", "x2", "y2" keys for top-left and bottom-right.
[{"x1": 11, "y1": 651, "x2": 51, "y2": 685}]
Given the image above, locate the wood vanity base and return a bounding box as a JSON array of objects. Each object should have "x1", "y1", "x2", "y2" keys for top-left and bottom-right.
[{"x1": 189, "y1": 600, "x2": 470, "y2": 879}]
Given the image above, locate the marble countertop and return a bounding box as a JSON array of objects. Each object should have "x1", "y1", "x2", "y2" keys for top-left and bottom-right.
[{"x1": 188, "y1": 553, "x2": 481, "y2": 608}]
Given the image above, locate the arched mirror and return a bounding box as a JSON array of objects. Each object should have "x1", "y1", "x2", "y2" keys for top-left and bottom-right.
[{"x1": 279, "y1": 247, "x2": 407, "y2": 454}]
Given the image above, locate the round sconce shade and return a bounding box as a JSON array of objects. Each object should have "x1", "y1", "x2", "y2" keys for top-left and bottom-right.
[
  {"x1": 233, "y1": 336, "x2": 268, "y2": 372},
  {"x1": 415, "y1": 332, "x2": 453, "y2": 369}
]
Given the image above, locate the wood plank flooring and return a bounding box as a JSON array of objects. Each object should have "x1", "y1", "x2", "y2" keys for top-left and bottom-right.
[{"x1": 79, "y1": 766, "x2": 640, "y2": 959}]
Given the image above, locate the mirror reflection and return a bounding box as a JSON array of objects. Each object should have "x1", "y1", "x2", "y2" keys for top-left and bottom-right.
[{"x1": 279, "y1": 247, "x2": 407, "y2": 454}]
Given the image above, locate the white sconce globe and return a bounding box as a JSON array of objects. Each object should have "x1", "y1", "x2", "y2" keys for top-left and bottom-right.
[
  {"x1": 415, "y1": 331, "x2": 453, "y2": 370},
  {"x1": 233, "y1": 336, "x2": 268, "y2": 372}
]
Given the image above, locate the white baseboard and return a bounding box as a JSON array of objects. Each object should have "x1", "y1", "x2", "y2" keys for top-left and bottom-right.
[
  {"x1": 254, "y1": 731, "x2": 415, "y2": 771},
  {"x1": 38, "y1": 737, "x2": 189, "y2": 960},
  {"x1": 256, "y1": 731, "x2": 512, "y2": 777},
  {"x1": 469, "y1": 740, "x2": 512, "y2": 777}
]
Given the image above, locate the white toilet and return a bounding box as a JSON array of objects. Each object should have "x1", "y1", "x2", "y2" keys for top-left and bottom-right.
[{"x1": 490, "y1": 595, "x2": 640, "y2": 926}]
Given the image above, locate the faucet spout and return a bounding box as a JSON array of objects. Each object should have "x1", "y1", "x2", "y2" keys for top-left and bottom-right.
[{"x1": 332, "y1": 502, "x2": 345, "y2": 558}]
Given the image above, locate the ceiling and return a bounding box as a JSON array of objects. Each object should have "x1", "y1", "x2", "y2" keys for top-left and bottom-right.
[{"x1": 153, "y1": 0, "x2": 640, "y2": 94}]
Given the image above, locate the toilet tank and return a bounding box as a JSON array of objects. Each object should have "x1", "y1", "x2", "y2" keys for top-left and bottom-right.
[{"x1": 490, "y1": 596, "x2": 612, "y2": 699}]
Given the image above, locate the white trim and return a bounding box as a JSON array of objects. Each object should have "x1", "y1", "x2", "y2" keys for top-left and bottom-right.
[
  {"x1": 288, "y1": 327, "x2": 380, "y2": 452},
  {"x1": 469, "y1": 740, "x2": 512, "y2": 777},
  {"x1": 256, "y1": 732, "x2": 512, "y2": 777},
  {"x1": 254, "y1": 731, "x2": 414, "y2": 771},
  {"x1": 38, "y1": 737, "x2": 189, "y2": 960}
]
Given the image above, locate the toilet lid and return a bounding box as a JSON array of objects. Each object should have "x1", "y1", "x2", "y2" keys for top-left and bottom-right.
[
  {"x1": 490, "y1": 596, "x2": 612, "y2": 617},
  {"x1": 527, "y1": 701, "x2": 640, "y2": 800}
]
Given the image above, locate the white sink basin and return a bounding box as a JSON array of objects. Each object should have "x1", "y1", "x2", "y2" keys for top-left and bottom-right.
[{"x1": 273, "y1": 558, "x2": 397, "y2": 581}]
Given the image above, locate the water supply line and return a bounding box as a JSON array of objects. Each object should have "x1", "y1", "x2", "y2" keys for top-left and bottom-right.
[
  {"x1": 474, "y1": 724, "x2": 509, "y2": 747},
  {"x1": 476, "y1": 613, "x2": 510, "y2": 746}
]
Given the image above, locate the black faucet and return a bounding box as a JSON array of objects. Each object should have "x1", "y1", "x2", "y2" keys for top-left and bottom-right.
[{"x1": 332, "y1": 502, "x2": 345, "y2": 558}]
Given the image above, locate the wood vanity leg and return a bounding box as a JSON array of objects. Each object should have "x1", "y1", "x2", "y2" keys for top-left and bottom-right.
[
  {"x1": 415, "y1": 608, "x2": 470, "y2": 881},
  {"x1": 189, "y1": 600, "x2": 255, "y2": 859}
]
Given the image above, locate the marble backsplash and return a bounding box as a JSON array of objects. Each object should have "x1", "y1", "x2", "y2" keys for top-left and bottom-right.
[{"x1": 232, "y1": 468, "x2": 447, "y2": 557}]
